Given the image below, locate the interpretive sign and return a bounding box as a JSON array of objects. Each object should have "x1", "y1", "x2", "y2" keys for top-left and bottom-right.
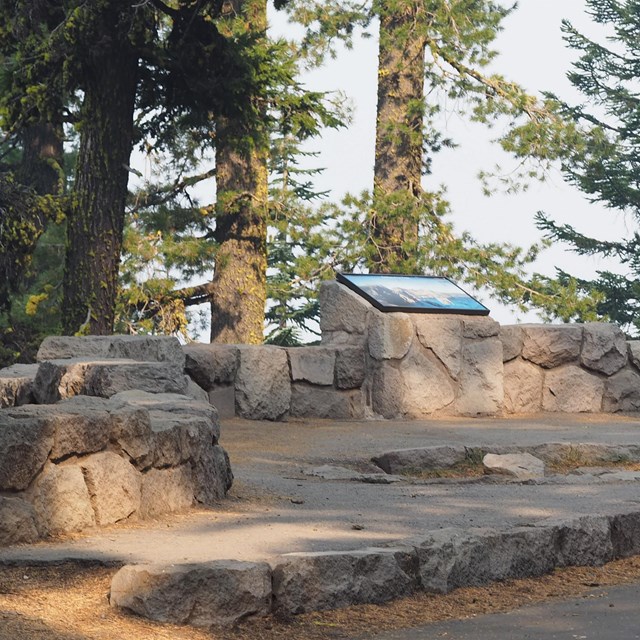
[{"x1": 336, "y1": 273, "x2": 490, "y2": 315}]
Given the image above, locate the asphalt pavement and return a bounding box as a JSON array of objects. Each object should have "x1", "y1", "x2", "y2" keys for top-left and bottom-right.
[{"x1": 360, "y1": 582, "x2": 640, "y2": 639}]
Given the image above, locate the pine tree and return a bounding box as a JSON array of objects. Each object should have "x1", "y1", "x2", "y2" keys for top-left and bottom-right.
[{"x1": 528, "y1": 0, "x2": 640, "y2": 333}]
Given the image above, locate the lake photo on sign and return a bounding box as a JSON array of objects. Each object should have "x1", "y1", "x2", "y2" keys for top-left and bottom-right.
[{"x1": 336, "y1": 273, "x2": 490, "y2": 315}]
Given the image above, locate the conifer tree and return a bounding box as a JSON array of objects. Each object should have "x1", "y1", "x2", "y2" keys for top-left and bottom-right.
[{"x1": 528, "y1": 0, "x2": 640, "y2": 333}]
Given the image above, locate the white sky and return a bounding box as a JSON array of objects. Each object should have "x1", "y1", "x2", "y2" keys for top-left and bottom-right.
[{"x1": 272, "y1": 0, "x2": 629, "y2": 325}]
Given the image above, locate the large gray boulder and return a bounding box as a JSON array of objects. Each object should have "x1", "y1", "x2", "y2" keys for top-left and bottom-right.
[
  {"x1": 410, "y1": 526, "x2": 556, "y2": 594},
  {"x1": 183, "y1": 344, "x2": 239, "y2": 390},
  {"x1": 110, "y1": 561, "x2": 272, "y2": 627},
  {"x1": 456, "y1": 338, "x2": 503, "y2": 415},
  {"x1": 290, "y1": 384, "x2": 365, "y2": 419},
  {"x1": 398, "y1": 346, "x2": 456, "y2": 417},
  {"x1": 37, "y1": 335, "x2": 185, "y2": 369},
  {"x1": 0, "y1": 363, "x2": 37, "y2": 407},
  {"x1": 235, "y1": 346, "x2": 290, "y2": 420},
  {"x1": 372, "y1": 445, "x2": 468, "y2": 474},
  {"x1": 192, "y1": 445, "x2": 233, "y2": 504},
  {"x1": 581, "y1": 323, "x2": 628, "y2": 376},
  {"x1": 84, "y1": 361, "x2": 188, "y2": 398},
  {"x1": 503, "y1": 358, "x2": 544, "y2": 414},
  {"x1": 0, "y1": 412, "x2": 54, "y2": 491},
  {"x1": 535, "y1": 514, "x2": 613, "y2": 567},
  {"x1": 319, "y1": 281, "x2": 370, "y2": 343},
  {"x1": 414, "y1": 316, "x2": 462, "y2": 379},
  {"x1": 368, "y1": 312, "x2": 414, "y2": 360},
  {"x1": 334, "y1": 346, "x2": 366, "y2": 390},
  {"x1": 288, "y1": 347, "x2": 336, "y2": 386},
  {"x1": 30, "y1": 464, "x2": 96, "y2": 536},
  {"x1": 603, "y1": 369, "x2": 640, "y2": 412},
  {"x1": 542, "y1": 365, "x2": 604, "y2": 412},
  {"x1": 0, "y1": 497, "x2": 40, "y2": 545},
  {"x1": 272, "y1": 547, "x2": 419, "y2": 615},
  {"x1": 139, "y1": 466, "x2": 195, "y2": 518},
  {"x1": 371, "y1": 362, "x2": 404, "y2": 418},
  {"x1": 80, "y1": 452, "x2": 142, "y2": 526},
  {"x1": 34, "y1": 359, "x2": 188, "y2": 402},
  {"x1": 482, "y1": 452, "x2": 545, "y2": 480},
  {"x1": 500, "y1": 325, "x2": 524, "y2": 362},
  {"x1": 521, "y1": 325, "x2": 583, "y2": 368},
  {"x1": 609, "y1": 509, "x2": 640, "y2": 558}
]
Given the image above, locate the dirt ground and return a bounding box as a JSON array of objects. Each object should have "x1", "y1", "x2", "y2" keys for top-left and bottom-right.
[{"x1": 2, "y1": 556, "x2": 640, "y2": 640}]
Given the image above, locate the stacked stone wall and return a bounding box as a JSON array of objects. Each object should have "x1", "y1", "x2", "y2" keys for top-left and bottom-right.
[
  {"x1": 502, "y1": 323, "x2": 640, "y2": 413},
  {"x1": 0, "y1": 336, "x2": 233, "y2": 546}
]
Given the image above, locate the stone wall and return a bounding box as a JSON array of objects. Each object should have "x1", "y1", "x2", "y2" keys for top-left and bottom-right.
[
  {"x1": 502, "y1": 323, "x2": 640, "y2": 413},
  {"x1": 0, "y1": 336, "x2": 233, "y2": 546},
  {"x1": 180, "y1": 281, "x2": 640, "y2": 420}
]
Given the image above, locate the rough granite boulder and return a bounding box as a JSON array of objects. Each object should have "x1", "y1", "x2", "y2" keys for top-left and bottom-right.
[
  {"x1": 37, "y1": 335, "x2": 185, "y2": 369},
  {"x1": 482, "y1": 452, "x2": 545, "y2": 480},
  {"x1": 542, "y1": 365, "x2": 604, "y2": 412},
  {"x1": 368, "y1": 312, "x2": 414, "y2": 360},
  {"x1": 581, "y1": 323, "x2": 628, "y2": 376},
  {"x1": 500, "y1": 325, "x2": 524, "y2": 362},
  {"x1": 34, "y1": 359, "x2": 188, "y2": 402},
  {"x1": 456, "y1": 338, "x2": 503, "y2": 416},
  {"x1": 288, "y1": 347, "x2": 336, "y2": 386},
  {"x1": 29, "y1": 464, "x2": 96, "y2": 536},
  {"x1": 80, "y1": 452, "x2": 142, "y2": 525},
  {"x1": 0, "y1": 412, "x2": 54, "y2": 491},
  {"x1": 628, "y1": 341, "x2": 640, "y2": 370},
  {"x1": 609, "y1": 509, "x2": 640, "y2": 558},
  {"x1": 503, "y1": 358, "x2": 544, "y2": 414},
  {"x1": 183, "y1": 344, "x2": 239, "y2": 390},
  {"x1": 414, "y1": 316, "x2": 462, "y2": 379},
  {"x1": 372, "y1": 446, "x2": 468, "y2": 475},
  {"x1": 334, "y1": 347, "x2": 366, "y2": 390},
  {"x1": 0, "y1": 363, "x2": 37, "y2": 407},
  {"x1": 462, "y1": 317, "x2": 500, "y2": 339},
  {"x1": 290, "y1": 384, "x2": 364, "y2": 419},
  {"x1": 319, "y1": 281, "x2": 370, "y2": 340},
  {"x1": 0, "y1": 497, "x2": 40, "y2": 545},
  {"x1": 371, "y1": 362, "x2": 404, "y2": 418},
  {"x1": 272, "y1": 547, "x2": 419, "y2": 615},
  {"x1": 521, "y1": 325, "x2": 583, "y2": 368},
  {"x1": 235, "y1": 346, "x2": 291, "y2": 420},
  {"x1": 139, "y1": 466, "x2": 195, "y2": 518},
  {"x1": 110, "y1": 561, "x2": 273, "y2": 627},
  {"x1": 398, "y1": 346, "x2": 456, "y2": 417},
  {"x1": 409, "y1": 526, "x2": 557, "y2": 594},
  {"x1": 603, "y1": 368, "x2": 640, "y2": 412},
  {"x1": 535, "y1": 514, "x2": 613, "y2": 567}
]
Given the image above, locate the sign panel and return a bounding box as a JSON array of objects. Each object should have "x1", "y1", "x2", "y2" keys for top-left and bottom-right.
[{"x1": 336, "y1": 273, "x2": 490, "y2": 315}]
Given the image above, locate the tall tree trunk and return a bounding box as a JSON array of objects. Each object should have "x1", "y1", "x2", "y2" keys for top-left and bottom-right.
[
  {"x1": 371, "y1": 1, "x2": 426, "y2": 273},
  {"x1": 62, "y1": 14, "x2": 138, "y2": 335},
  {"x1": 210, "y1": 0, "x2": 268, "y2": 344}
]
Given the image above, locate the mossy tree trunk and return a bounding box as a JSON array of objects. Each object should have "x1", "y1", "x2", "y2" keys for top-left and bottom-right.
[
  {"x1": 370, "y1": 1, "x2": 427, "y2": 273},
  {"x1": 62, "y1": 14, "x2": 138, "y2": 336},
  {"x1": 210, "y1": 0, "x2": 268, "y2": 344}
]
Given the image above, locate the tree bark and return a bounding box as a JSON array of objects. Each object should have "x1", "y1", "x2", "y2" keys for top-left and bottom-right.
[
  {"x1": 210, "y1": 0, "x2": 268, "y2": 344},
  {"x1": 62, "y1": 12, "x2": 138, "y2": 335},
  {"x1": 371, "y1": 1, "x2": 427, "y2": 273}
]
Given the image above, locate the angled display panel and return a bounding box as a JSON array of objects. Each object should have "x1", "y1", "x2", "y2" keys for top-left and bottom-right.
[{"x1": 336, "y1": 273, "x2": 490, "y2": 315}]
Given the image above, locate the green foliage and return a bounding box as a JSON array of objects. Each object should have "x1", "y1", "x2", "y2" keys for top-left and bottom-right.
[{"x1": 503, "y1": 0, "x2": 640, "y2": 333}]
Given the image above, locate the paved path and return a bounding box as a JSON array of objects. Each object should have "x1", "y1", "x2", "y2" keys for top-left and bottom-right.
[
  {"x1": 2, "y1": 413, "x2": 640, "y2": 565},
  {"x1": 361, "y1": 582, "x2": 640, "y2": 639}
]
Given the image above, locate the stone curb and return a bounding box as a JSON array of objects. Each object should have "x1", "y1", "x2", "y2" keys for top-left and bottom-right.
[{"x1": 107, "y1": 506, "x2": 640, "y2": 628}]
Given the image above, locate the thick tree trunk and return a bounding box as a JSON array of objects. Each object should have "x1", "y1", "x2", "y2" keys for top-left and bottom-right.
[
  {"x1": 210, "y1": 0, "x2": 268, "y2": 344},
  {"x1": 62, "y1": 17, "x2": 137, "y2": 335},
  {"x1": 371, "y1": 1, "x2": 427, "y2": 273}
]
